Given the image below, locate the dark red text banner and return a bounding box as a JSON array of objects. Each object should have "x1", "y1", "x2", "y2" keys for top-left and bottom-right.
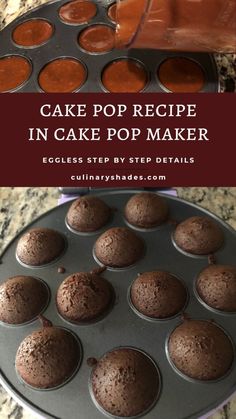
[{"x1": 0, "y1": 93, "x2": 235, "y2": 186}]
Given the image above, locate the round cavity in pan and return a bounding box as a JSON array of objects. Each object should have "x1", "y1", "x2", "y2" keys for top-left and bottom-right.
[
  {"x1": 157, "y1": 57, "x2": 205, "y2": 93},
  {"x1": 0, "y1": 276, "x2": 50, "y2": 326},
  {"x1": 58, "y1": 0, "x2": 97, "y2": 24},
  {"x1": 38, "y1": 57, "x2": 87, "y2": 93},
  {"x1": 0, "y1": 55, "x2": 32, "y2": 92},
  {"x1": 78, "y1": 24, "x2": 115, "y2": 53},
  {"x1": 89, "y1": 347, "x2": 161, "y2": 418},
  {"x1": 101, "y1": 58, "x2": 148, "y2": 93},
  {"x1": 12, "y1": 19, "x2": 53, "y2": 47},
  {"x1": 107, "y1": 3, "x2": 117, "y2": 22},
  {"x1": 166, "y1": 319, "x2": 234, "y2": 382},
  {"x1": 129, "y1": 271, "x2": 188, "y2": 321}
]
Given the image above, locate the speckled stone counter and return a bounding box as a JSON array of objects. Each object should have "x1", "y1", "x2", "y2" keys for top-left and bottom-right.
[
  {"x1": 0, "y1": 0, "x2": 236, "y2": 91},
  {"x1": 0, "y1": 187, "x2": 236, "y2": 419}
]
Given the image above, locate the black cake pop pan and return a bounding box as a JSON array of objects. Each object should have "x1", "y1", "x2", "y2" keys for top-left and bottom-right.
[
  {"x1": 0, "y1": 190, "x2": 236, "y2": 419},
  {"x1": 0, "y1": 0, "x2": 219, "y2": 92}
]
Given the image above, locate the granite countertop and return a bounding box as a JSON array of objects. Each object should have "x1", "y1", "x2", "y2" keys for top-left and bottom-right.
[
  {"x1": 0, "y1": 187, "x2": 236, "y2": 419},
  {"x1": 0, "y1": 0, "x2": 236, "y2": 91}
]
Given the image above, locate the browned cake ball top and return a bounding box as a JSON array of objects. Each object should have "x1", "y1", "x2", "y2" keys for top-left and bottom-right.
[
  {"x1": 196, "y1": 265, "x2": 236, "y2": 312},
  {"x1": 0, "y1": 276, "x2": 48, "y2": 325},
  {"x1": 174, "y1": 216, "x2": 224, "y2": 255},
  {"x1": 56, "y1": 272, "x2": 113, "y2": 323},
  {"x1": 92, "y1": 348, "x2": 159, "y2": 417},
  {"x1": 168, "y1": 320, "x2": 233, "y2": 380},
  {"x1": 15, "y1": 326, "x2": 80, "y2": 389},
  {"x1": 131, "y1": 271, "x2": 187, "y2": 318},
  {"x1": 94, "y1": 227, "x2": 144, "y2": 268},
  {"x1": 125, "y1": 192, "x2": 168, "y2": 228},
  {"x1": 16, "y1": 227, "x2": 65, "y2": 266},
  {"x1": 67, "y1": 196, "x2": 110, "y2": 232}
]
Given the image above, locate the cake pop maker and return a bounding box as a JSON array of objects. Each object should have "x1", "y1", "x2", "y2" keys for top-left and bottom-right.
[{"x1": 0, "y1": 190, "x2": 236, "y2": 419}]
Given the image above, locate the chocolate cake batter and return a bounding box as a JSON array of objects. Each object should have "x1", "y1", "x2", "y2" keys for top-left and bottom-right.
[
  {"x1": 102, "y1": 59, "x2": 147, "y2": 92},
  {"x1": 79, "y1": 25, "x2": 115, "y2": 53},
  {"x1": 158, "y1": 58, "x2": 205, "y2": 93},
  {"x1": 38, "y1": 58, "x2": 86, "y2": 92},
  {"x1": 59, "y1": 0, "x2": 97, "y2": 24},
  {"x1": 0, "y1": 56, "x2": 31, "y2": 92},
  {"x1": 13, "y1": 19, "x2": 53, "y2": 47}
]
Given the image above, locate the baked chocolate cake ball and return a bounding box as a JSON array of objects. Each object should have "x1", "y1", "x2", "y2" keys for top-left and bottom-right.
[
  {"x1": 131, "y1": 271, "x2": 187, "y2": 318},
  {"x1": 66, "y1": 196, "x2": 110, "y2": 232},
  {"x1": 16, "y1": 228, "x2": 65, "y2": 266},
  {"x1": 94, "y1": 227, "x2": 144, "y2": 268},
  {"x1": 125, "y1": 192, "x2": 168, "y2": 228},
  {"x1": 56, "y1": 272, "x2": 113, "y2": 323},
  {"x1": 91, "y1": 348, "x2": 159, "y2": 417},
  {"x1": 0, "y1": 276, "x2": 49, "y2": 324},
  {"x1": 168, "y1": 320, "x2": 233, "y2": 380},
  {"x1": 196, "y1": 265, "x2": 236, "y2": 312},
  {"x1": 173, "y1": 216, "x2": 224, "y2": 255},
  {"x1": 15, "y1": 326, "x2": 80, "y2": 388}
]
